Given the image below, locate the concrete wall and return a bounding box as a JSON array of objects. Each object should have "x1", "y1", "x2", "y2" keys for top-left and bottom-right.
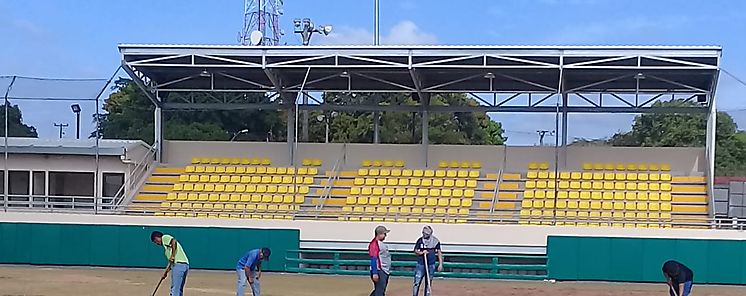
[
  {"x1": 163, "y1": 140, "x2": 705, "y2": 173},
  {"x1": 0, "y1": 154, "x2": 130, "y2": 197},
  {"x1": 1, "y1": 212, "x2": 741, "y2": 251}
]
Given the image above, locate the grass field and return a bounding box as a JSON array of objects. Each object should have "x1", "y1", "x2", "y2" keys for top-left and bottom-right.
[{"x1": 1, "y1": 265, "x2": 745, "y2": 296}]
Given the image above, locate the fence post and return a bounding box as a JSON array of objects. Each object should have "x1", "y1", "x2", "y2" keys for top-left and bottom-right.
[{"x1": 333, "y1": 252, "x2": 340, "y2": 273}]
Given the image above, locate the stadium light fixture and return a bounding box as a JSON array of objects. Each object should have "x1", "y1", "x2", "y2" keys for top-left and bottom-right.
[
  {"x1": 230, "y1": 128, "x2": 250, "y2": 141},
  {"x1": 294, "y1": 17, "x2": 332, "y2": 45},
  {"x1": 199, "y1": 69, "x2": 211, "y2": 78},
  {"x1": 634, "y1": 72, "x2": 646, "y2": 80},
  {"x1": 70, "y1": 104, "x2": 81, "y2": 139}
]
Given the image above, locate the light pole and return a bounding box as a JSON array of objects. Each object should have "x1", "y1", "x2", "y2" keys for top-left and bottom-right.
[
  {"x1": 293, "y1": 18, "x2": 332, "y2": 45},
  {"x1": 231, "y1": 129, "x2": 250, "y2": 142},
  {"x1": 316, "y1": 112, "x2": 337, "y2": 143},
  {"x1": 70, "y1": 104, "x2": 81, "y2": 139}
]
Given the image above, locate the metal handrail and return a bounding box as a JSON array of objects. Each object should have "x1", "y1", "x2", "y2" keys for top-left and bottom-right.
[
  {"x1": 315, "y1": 145, "x2": 345, "y2": 212},
  {"x1": 110, "y1": 145, "x2": 157, "y2": 209}
]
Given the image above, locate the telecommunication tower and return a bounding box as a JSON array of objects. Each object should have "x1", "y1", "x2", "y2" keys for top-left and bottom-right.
[{"x1": 238, "y1": 0, "x2": 284, "y2": 45}]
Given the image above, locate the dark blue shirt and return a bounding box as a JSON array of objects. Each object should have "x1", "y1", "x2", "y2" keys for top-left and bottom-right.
[
  {"x1": 236, "y1": 249, "x2": 262, "y2": 270},
  {"x1": 414, "y1": 237, "x2": 441, "y2": 266}
]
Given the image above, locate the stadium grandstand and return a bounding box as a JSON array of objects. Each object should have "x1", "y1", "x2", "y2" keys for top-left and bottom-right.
[{"x1": 4, "y1": 44, "x2": 744, "y2": 282}]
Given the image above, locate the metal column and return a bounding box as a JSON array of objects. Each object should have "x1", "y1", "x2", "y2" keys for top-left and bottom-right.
[
  {"x1": 561, "y1": 93, "x2": 569, "y2": 168},
  {"x1": 287, "y1": 106, "x2": 295, "y2": 164},
  {"x1": 154, "y1": 104, "x2": 163, "y2": 163},
  {"x1": 373, "y1": 111, "x2": 380, "y2": 143},
  {"x1": 420, "y1": 94, "x2": 430, "y2": 167},
  {"x1": 302, "y1": 93, "x2": 309, "y2": 142},
  {"x1": 706, "y1": 95, "x2": 716, "y2": 196}
]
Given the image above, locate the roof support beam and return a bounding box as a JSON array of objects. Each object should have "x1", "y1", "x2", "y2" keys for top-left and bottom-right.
[{"x1": 121, "y1": 62, "x2": 161, "y2": 107}]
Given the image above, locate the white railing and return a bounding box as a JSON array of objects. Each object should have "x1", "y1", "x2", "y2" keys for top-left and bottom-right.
[
  {"x1": 315, "y1": 145, "x2": 346, "y2": 213},
  {"x1": 109, "y1": 144, "x2": 158, "y2": 211}
]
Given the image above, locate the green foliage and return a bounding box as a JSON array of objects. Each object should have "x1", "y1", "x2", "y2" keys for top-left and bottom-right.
[
  {"x1": 0, "y1": 102, "x2": 38, "y2": 137},
  {"x1": 97, "y1": 79, "x2": 505, "y2": 146},
  {"x1": 607, "y1": 99, "x2": 746, "y2": 176},
  {"x1": 96, "y1": 79, "x2": 285, "y2": 143}
]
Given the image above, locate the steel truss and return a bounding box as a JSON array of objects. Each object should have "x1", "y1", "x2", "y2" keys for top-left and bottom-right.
[{"x1": 120, "y1": 44, "x2": 722, "y2": 201}]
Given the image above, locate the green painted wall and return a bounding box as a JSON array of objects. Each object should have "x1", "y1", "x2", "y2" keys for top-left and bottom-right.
[
  {"x1": 0, "y1": 223, "x2": 299, "y2": 271},
  {"x1": 547, "y1": 236, "x2": 746, "y2": 284}
]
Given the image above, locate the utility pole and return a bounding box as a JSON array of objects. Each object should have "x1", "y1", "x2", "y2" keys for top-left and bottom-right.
[
  {"x1": 536, "y1": 130, "x2": 554, "y2": 146},
  {"x1": 54, "y1": 123, "x2": 69, "y2": 139}
]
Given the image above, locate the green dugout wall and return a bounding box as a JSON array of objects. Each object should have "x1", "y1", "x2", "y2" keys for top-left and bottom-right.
[
  {"x1": 0, "y1": 223, "x2": 299, "y2": 271},
  {"x1": 547, "y1": 236, "x2": 746, "y2": 284}
]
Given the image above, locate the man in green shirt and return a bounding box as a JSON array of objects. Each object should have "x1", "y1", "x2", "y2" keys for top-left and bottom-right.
[{"x1": 151, "y1": 231, "x2": 189, "y2": 296}]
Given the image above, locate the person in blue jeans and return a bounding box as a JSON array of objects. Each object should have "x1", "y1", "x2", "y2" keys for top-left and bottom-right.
[
  {"x1": 151, "y1": 231, "x2": 190, "y2": 296},
  {"x1": 413, "y1": 226, "x2": 443, "y2": 296},
  {"x1": 236, "y1": 247, "x2": 271, "y2": 296},
  {"x1": 663, "y1": 260, "x2": 694, "y2": 296}
]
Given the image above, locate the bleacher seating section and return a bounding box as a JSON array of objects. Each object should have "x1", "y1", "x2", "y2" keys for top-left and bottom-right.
[
  {"x1": 149, "y1": 157, "x2": 319, "y2": 219},
  {"x1": 518, "y1": 162, "x2": 708, "y2": 228},
  {"x1": 130, "y1": 157, "x2": 708, "y2": 228}
]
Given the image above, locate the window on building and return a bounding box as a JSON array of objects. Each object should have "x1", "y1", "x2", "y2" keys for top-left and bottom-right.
[
  {"x1": 48, "y1": 172, "x2": 93, "y2": 196},
  {"x1": 8, "y1": 170, "x2": 30, "y2": 195},
  {"x1": 32, "y1": 171, "x2": 46, "y2": 195},
  {"x1": 102, "y1": 173, "x2": 125, "y2": 198}
]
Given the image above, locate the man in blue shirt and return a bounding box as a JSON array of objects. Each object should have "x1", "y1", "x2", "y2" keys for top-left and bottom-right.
[
  {"x1": 413, "y1": 226, "x2": 443, "y2": 296},
  {"x1": 236, "y1": 247, "x2": 271, "y2": 296}
]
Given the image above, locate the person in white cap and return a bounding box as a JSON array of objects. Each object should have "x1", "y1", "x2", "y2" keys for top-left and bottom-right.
[
  {"x1": 413, "y1": 225, "x2": 442, "y2": 296},
  {"x1": 368, "y1": 225, "x2": 391, "y2": 296}
]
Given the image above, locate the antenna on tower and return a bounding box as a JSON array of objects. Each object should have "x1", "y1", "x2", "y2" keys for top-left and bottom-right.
[{"x1": 238, "y1": 0, "x2": 284, "y2": 45}]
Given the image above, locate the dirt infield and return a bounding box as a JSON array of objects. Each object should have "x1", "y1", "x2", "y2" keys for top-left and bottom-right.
[{"x1": 1, "y1": 266, "x2": 745, "y2": 296}]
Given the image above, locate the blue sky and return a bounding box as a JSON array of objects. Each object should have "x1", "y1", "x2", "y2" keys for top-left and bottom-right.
[{"x1": 1, "y1": 0, "x2": 745, "y2": 144}]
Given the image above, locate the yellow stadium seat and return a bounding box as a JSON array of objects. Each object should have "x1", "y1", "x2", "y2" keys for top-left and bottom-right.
[
  {"x1": 570, "y1": 172, "x2": 582, "y2": 180},
  {"x1": 591, "y1": 192, "x2": 602, "y2": 200},
  {"x1": 626, "y1": 182, "x2": 637, "y2": 191},
  {"x1": 569, "y1": 191, "x2": 580, "y2": 199},
  {"x1": 580, "y1": 192, "x2": 591, "y2": 200},
  {"x1": 637, "y1": 203, "x2": 648, "y2": 211},
  {"x1": 567, "y1": 201, "x2": 578, "y2": 209},
  {"x1": 626, "y1": 164, "x2": 637, "y2": 171},
  {"x1": 626, "y1": 173, "x2": 637, "y2": 181},
  {"x1": 538, "y1": 171, "x2": 549, "y2": 179},
  {"x1": 650, "y1": 173, "x2": 660, "y2": 181},
  {"x1": 661, "y1": 192, "x2": 672, "y2": 201},
  {"x1": 421, "y1": 179, "x2": 433, "y2": 187},
  {"x1": 523, "y1": 190, "x2": 534, "y2": 199},
  {"x1": 570, "y1": 181, "x2": 581, "y2": 189},
  {"x1": 581, "y1": 172, "x2": 592, "y2": 180},
  {"x1": 559, "y1": 181, "x2": 569, "y2": 189},
  {"x1": 625, "y1": 192, "x2": 637, "y2": 200},
  {"x1": 558, "y1": 191, "x2": 568, "y2": 199},
  {"x1": 637, "y1": 163, "x2": 648, "y2": 171},
  {"x1": 406, "y1": 188, "x2": 417, "y2": 196},
  {"x1": 535, "y1": 190, "x2": 546, "y2": 199},
  {"x1": 661, "y1": 183, "x2": 671, "y2": 191},
  {"x1": 526, "y1": 180, "x2": 537, "y2": 189},
  {"x1": 424, "y1": 170, "x2": 435, "y2": 177},
  {"x1": 601, "y1": 192, "x2": 612, "y2": 200},
  {"x1": 661, "y1": 203, "x2": 672, "y2": 211},
  {"x1": 649, "y1": 183, "x2": 660, "y2": 191},
  {"x1": 581, "y1": 182, "x2": 591, "y2": 190},
  {"x1": 418, "y1": 189, "x2": 429, "y2": 197},
  {"x1": 582, "y1": 163, "x2": 593, "y2": 170},
  {"x1": 661, "y1": 164, "x2": 671, "y2": 171},
  {"x1": 558, "y1": 172, "x2": 570, "y2": 180},
  {"x1": 649, "y1": 203, "x2": 660, "y2": 211},
  {"x1": 527, "y1": 171, "x2": 538, "y2": 179}
]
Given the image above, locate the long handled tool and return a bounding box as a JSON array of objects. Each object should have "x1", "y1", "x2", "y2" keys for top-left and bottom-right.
[
  {"x1": 423, "y1": 252, "x2": 433, "y2": 296},
  {"x1": 151, "y1": 276, "x2": 165, "y2": 296},
  {"x1": 152, "y1": 264, "x2": 171, "y2": 296}
]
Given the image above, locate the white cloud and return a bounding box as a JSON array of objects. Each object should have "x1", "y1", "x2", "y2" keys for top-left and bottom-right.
[
  {"x1": 316, "y1": 20, "x2": 437, "y2": 45},
  {"x1": 545, "y1": 16, "x2": 691, "y2": 44}
]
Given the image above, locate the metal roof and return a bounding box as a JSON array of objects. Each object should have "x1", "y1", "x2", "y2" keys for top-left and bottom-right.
[
  {"x1": 0, "y1": 138, "x2": 148, "y2": 156},
  {"x1": 119, "y1": 44, "x2": 721, "y2": 114}
]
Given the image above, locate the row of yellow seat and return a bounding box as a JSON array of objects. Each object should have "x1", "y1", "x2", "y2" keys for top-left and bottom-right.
[
  {"x1": 362, "y1": 159, "x2": 405, "y2": 167},
  {"x1": 522, "y1": 200, "x2": 672, "y2": 211},
  {"x1": 524, "y1": 190, "x2": 672, "y2": 201},
  {"x1": 346, "y1": 196, "x2": 473, "y2": 207},
  {"x1": 526, "y1": 181, "x2": 672, "y2": 191},
  {"x1": 520, "y1": 211, "x2": 672, "y2": 228},
  {"x1": 177, "y1": 175, "x2": 314, "y2": 185},
  {"x1": 192, "y1": 157, "x2": 272, "y2": 165},
  {"x1": 353, "y1": 178, "x2": 478, "y2": 188},
  {"x1": 350, "y1": 187, "x2": 476, "y2": 198},
  {"x1": 357, "y1": 169, "x2": 480, "y2": 178},
  {"x1": 582, "y1": 163, "x2": 671, "y2": 171},
  {"x1": 172, "y1": 183, "x2": 311, "y2": 194},
  {"x1": 339, "y1": 216, "x2": 469, "y2": 223},
  {"x1": 166, "y1": 192, "x2": 306, "y2": 203},
  {"x1": 184, "y1": 166, "x2": 318, "y2": 175},
  {"x1": 156, "y1": 212, "x2": 295, "y2": 220},
  {"x1": 527, "y1": 171, "x2": 671, "y2": 181},
  {"x1": 160, "y1": 202, "x2": 300, "y2": 212},
  {"x1": 342, "y1": 206, "x2": 470, "y2": 217},
  {"x1": 438, "y1": 161, "x2": 482, "y2": 169},
  {"x1": 521, "y1": 210, "x2": 672, "y2": 219}
]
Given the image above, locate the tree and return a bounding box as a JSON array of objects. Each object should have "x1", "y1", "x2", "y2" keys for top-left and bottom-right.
[
  {"x1": 0, "y1": 102, "x2": 38, "y2": 137},
  {"x1": 607, "y1": 99, "x2": 746, "y2": 176},
  {"x1": 97, "y1": 79, "x2": 505, "y2": 146},
  {"x1": 96, "y1": 79, "x2": 285, "y2": 143},
  {"x1": 308, "y1": 92, "x2": 505, "y2": 145}
]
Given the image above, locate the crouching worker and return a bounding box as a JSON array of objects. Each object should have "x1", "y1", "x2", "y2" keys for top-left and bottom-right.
[{"x1": 662, "y1": 260, "x2": 693, "y2": 296}]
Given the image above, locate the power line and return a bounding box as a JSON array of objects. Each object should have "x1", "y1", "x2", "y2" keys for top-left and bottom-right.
[{"x1": 722, "y1": 68, "x2": 746, "y2": 89}]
